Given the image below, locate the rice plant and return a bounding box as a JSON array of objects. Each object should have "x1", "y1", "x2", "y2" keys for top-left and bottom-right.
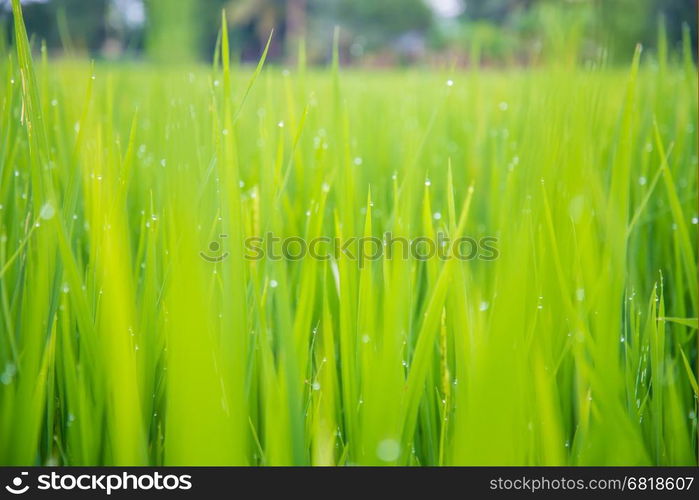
[{"x1": 0, "y1": 0, "x2": 696, "y2": 466}]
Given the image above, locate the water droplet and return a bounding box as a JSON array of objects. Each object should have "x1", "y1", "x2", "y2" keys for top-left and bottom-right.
[
  {"x1": 277, "y1": 120, "x2": 285, "y2": 128},
  {"x1": 213, "y1": 80, "x2": 220, "y2": 87},
  {"x1": 638, "y1": 176, "x2": 647, "y2": 186},
  {"x1": 692, "y1": 217, "x2": 698, "y2": 225},
  {"x1": 51, "y1": 99, "x2": 58, "y2": 107},
  {"x1": 0, "y1": 363, "x2": 16, "y2": 385},
  {"x1": 61, "y1": 283, "x2": 70, "y2": 294},
  {"x1": 312, "y1": 381, "x2": 321, "y2": 391},
  {"x1": 376, "y1": 439, "x2": 400, "y2": 462},
  {"x1": 269, "y1": 279, "x2": 278, "y2": 288},
  {"x1": 353, "y1": 157, "x2": 363, "y2": 166},
  {"x1": 424, "y1": 179, "x2": 431, "y2": 187},
  {"x1": 479, "y1": 301, "x2": 489, "y2": 311},
  {"x1": 433, "y1": 212, "x2": 442, "y2": 220},
  {"x1": 321, "y1": 182, "x2": 330, "y2": 193},
  {"x1": 160, "y1": 159, "x2": 167, "y2": 167},
  {"x1": 239, "y1": 180, "x2": 245, "y2": 188},
  {"x1": 446, "y1": 79, "x2": 454, "y2": 87},
  {"x1": 575, "y1": 288, "x2": 585, "y2": 302},
  {"x1": 222, "y1": 128, "x2": 229, "y2": 135},
  {"x1": 498, "y1": 101, "x2": 509, "y2": 111},
  {"x1": 361, "y1": 334, "x2": 370, "y2": 344},
  {"x1": 40, "y1": 202, "x2": 55, "y2": 220}
]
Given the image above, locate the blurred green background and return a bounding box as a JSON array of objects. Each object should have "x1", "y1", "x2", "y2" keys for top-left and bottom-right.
[{"x1": 0, "y1": 0, "x2": 696, "y2": 65}]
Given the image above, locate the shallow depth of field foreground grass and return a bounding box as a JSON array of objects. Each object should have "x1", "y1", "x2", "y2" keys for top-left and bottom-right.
[{"x1": 0, "y1": 1, "x2": 697, "y2": 465}]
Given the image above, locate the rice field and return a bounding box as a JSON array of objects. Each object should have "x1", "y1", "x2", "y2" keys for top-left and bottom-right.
[{"x1": 0, "y1": 1, "x2": 697, "y2": 466}]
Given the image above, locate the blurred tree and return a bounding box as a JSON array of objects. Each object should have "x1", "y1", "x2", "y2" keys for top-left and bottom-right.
[
  {"x1": 60, "y1": 0, "x2": 108, "y2": 52},
  {"x1": 1, "y1": 0, "x2": 108, "y2": 55},
  {"x1": 194, "y1": 0, "x2": 228, "y2": 61},
  {"x1": 458, "y1": 0, "x2": 696, "y2": 62},
  {"x1": 226, "y1": 0, "x2": 283, "y2": 60},
  {"x1": 463, "y1": 0, "x2": 535, "y2": 22},
  {"x1": 286, "y1": 0, "x2": 306, "y2": 56},
  {"x1": 592, "y1": 0, "x2": 653, "y2": 58},
  {"x1": 225, "y1": 0, "x2": 307, "y2": 61},
  {"x1": 590, "y1": 0, "x2": 696, "y2": 59},
  {"x1": 103, "y1": 0, "x2": 146, "y2": 58},
  {"x1": 327, "y1": 0, "x2": 432, "y2": 49},
  {"x1": 304, "y1": 0, "x2": 433, "y2": 64},
  {"x1": 144, "y1": 0, "x2": 198, "y2": 63},
  {"x1": 0, "y1": 0, "x2": 695, "y2": 64},
  {"x1": 646, "y1": 0, "x2": 696, "y2": 57}
]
